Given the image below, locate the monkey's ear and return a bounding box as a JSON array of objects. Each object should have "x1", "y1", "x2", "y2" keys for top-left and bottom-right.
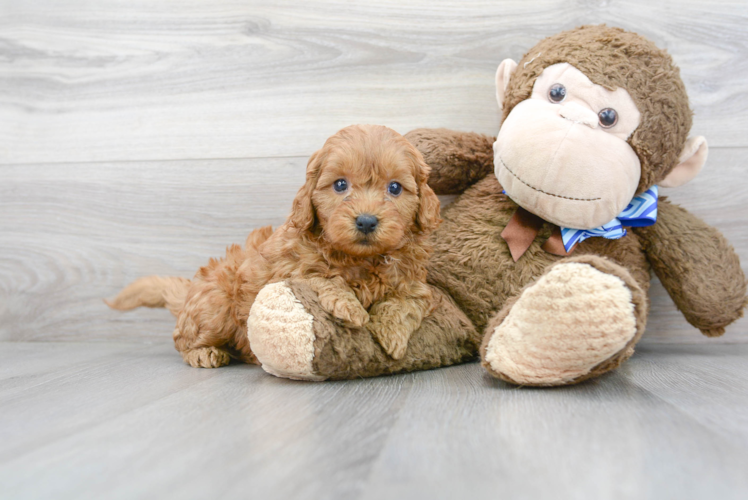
[
  {"x1": 660, "y1": 136, "x2": 709, "y2": 188},
  {"x1": 495, "y1": 59, "x2": 518, "y2": 110}
]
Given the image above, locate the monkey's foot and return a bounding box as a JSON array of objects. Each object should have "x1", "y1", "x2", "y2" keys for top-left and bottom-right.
[{"x1": 481, "y1": 256, "x2": 647, "y2": 386}]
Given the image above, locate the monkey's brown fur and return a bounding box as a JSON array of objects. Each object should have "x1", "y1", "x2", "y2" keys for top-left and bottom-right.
[
  {"x1": 108, "y1": 124, "x2": 441, "y2": 367},
  {"x1": 252, "y1": 26, "x2": 745, "y2": 384}
]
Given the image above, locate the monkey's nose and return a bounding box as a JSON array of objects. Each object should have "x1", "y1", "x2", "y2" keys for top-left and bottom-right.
[
  {"x1": 355, "y1": 214, "x2": 378, "y2": 234},
  {"x1": 559, "y1": 102, "x2": 598, "y2": 129}
]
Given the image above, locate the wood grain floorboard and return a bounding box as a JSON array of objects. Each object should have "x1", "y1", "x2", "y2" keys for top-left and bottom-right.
[
  {"x1": 360, "y1": 357, "x2": 748, "y2": 500},
  {"x1": 0, "y1": 342, "x2": 222, "y2": 463},
  {"x1": 0, "y1": 341, "x2": 153, "y2": 395},
  {"x1": 0, "y1": 341, "x2": 412, "y2": 500},
  {"x1": 0, "y1": 157, "x2": 307, "y2": 342},
  {"x1": 625, "y1": 343, "x2": 748, "y2": 446},
  {"x1": 1, "y1": 1, "x2": 746, "y2": 164},
  {"x1": 0, "y1": 341, "x2": 746, "y2": 500}
]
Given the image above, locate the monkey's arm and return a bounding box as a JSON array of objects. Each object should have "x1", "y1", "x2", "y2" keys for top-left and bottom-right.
[
  {"x1": 633, "y1": 198, "x2": 747, "y2": 336},
  {"x1": 405, "y1": 128, "x2": 495, "y2": 195}
]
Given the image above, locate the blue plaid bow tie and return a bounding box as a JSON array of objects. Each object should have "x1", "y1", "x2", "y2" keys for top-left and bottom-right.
[
  {"x1": 501, "y1": 186, "x2": 658, "y2": 259},
  {"x1": 559, "y1": 186, "x2": 659, "y2": 252}
]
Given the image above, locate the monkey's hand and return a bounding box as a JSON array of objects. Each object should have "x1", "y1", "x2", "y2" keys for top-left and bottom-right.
[
  {"x1": 634, "y1": 198, "x2": 747, "y2": 336},
  {"x1": 404, "y1": 128, "x2": 495, "y2": 195},
  {"x1": 367, "y1": 283, "x2": 434, "y2": 360},
  {"x1": 308, "y1": 277, "x2": 370, "y2": 327}
]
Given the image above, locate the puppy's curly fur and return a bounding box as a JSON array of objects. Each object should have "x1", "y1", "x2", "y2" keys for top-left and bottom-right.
[{"x1": 107, "y1": 125, "x2": 441, "y2": 367}]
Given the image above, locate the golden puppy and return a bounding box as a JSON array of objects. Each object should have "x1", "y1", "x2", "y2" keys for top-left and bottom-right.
[{"x1": 107, "y1": 124, "x2": 441, "y2": 367}]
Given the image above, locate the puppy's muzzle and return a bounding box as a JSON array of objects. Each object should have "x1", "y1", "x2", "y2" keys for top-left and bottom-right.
[{"x1": 355, "y1": 214, "x2": 378, "y2": 235}]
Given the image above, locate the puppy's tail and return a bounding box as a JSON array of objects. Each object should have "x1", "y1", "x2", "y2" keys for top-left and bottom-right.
[{"x1": 105, "y1": 276, "x2": 191, "y2": 316}]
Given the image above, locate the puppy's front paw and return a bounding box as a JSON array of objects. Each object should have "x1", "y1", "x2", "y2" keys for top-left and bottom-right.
[
  {"x1": 367, "y1": 317, "x2": 411, "y2": 360},
  {"x1": 318, "y1": 294, "x2": 370, "y2": 327},
  {"x1": 336, "y1": 299, "x2": 370, "y2": 327}
]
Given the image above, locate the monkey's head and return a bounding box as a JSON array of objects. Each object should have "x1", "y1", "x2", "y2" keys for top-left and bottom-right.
[{"x1": 493, "y1": 25, "x2": 708, "y2": 229}]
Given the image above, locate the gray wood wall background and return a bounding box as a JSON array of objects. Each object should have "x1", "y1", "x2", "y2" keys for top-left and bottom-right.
[{"x1": 1, "y1": 0, "x2": 747, "y2": 344}]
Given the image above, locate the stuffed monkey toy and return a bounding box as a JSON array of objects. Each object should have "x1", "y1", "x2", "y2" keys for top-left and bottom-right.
[{"x1": 247, "y1": 25, "x2": 746, "y2": 385}]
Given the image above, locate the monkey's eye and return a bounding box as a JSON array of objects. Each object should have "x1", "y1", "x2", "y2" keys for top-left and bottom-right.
[
  {"x1": 387, "y1": 181, "x2": 403, "y2": 196},
  {"x1": 548, "y1": 83, "x2": 566, "y2": 103},
  {"x1": 598, "y1": 108, "x2": 618, "y2": 128},
  {"x1": 333, "y1": 179, "x2": 348, "y2": 193}
]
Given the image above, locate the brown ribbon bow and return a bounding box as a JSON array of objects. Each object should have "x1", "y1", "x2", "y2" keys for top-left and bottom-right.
[{"x1": 500, "y1": 207, "x2": 576, "y2": 262}]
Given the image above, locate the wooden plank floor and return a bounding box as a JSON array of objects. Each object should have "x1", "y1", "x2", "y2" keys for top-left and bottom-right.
[{"x1": 1, "y1": 340, "x2": 747, "y2": 500}]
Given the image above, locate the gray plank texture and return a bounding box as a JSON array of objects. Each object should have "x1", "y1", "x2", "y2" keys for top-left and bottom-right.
[
  {"x1": 0, "y1": 341, "x2": 746, "y2": 500},
  {"x1": 1, "y1": 0, "x2": 747, "y2": 165},
  {"x1": 0, "y1": 157, "x2": 306, "y2": 342}
]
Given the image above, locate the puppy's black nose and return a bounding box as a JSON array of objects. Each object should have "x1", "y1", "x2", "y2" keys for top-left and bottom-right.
[{"x1": 355, "y1": 214, "x2": 378, "y2": 235}]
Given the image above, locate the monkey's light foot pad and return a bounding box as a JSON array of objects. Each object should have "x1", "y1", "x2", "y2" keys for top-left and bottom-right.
[{"x1": 484, "y1": 262, "x2": 638, "y2": 385}]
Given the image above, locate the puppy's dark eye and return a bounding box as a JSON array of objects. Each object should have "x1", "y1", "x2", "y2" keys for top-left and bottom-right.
[
  {"x1": 548, "y1": 83, "x2": 566, "y2": 103},
  {"x1": 333, "y1": 179, "x2": 348, "y2": 193},
  {"x1": 387, "y1": 181, "x2": 402, "y2": 196},
  {"x1": 598, "y1": 108, "x2": 618, "y2": 128}
]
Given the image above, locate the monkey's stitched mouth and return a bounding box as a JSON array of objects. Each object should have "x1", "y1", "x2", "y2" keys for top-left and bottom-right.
[{"x1": 498, "y1": 156, "x2": 601, "y2": 202}]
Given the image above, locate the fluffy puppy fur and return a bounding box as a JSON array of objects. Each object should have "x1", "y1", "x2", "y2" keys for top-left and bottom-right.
[{"x1": 107, "y1": 124, "x2": 441, "y2": 367}]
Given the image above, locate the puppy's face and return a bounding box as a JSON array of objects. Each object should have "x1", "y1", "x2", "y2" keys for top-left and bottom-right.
[{"x1": 290, "y1": 125, "x2": 440, "y2": 257}]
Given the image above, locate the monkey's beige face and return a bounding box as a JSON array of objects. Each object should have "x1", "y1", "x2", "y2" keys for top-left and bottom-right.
[{"x1": 494, "y1": 63, "x2": 642, "y2": 229}]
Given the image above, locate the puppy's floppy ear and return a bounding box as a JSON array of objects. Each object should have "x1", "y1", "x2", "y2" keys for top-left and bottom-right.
[
  {"x1": 412, "y1": 150, "x2": 442, "y2": 234},
  {"x1": 289, "y1": 150, "x2": 323, "y2": 232},
  {"x1": 416, "y1": 181, "x2": 441, "y2": 234}
]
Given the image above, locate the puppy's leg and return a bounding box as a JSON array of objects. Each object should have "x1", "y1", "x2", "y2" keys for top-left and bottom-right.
[
  {"x1": 368, "y1": 282, "x2": 433, "y2": 360},
  {"x1": 172, "y1": 245, "x2": 259, "y2": 368},
  {"x1": 172, "y1": 282, "x2": 235, "y2": 368},
  {"x1": 307, "y1": 276, "x2": 369, "y2": 327},
  {"x1": 181, "y1": 345, "x2": 232, "y2": 368}
]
